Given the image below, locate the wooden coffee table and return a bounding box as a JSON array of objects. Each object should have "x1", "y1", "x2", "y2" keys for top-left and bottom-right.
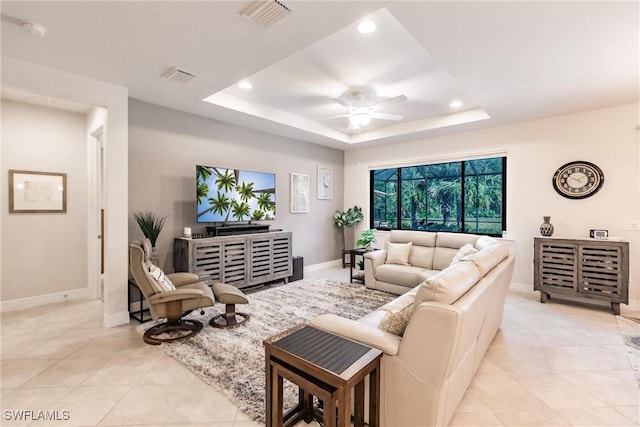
[{"x1": 264, "y1": 324, "x2": 382, "y2": 427}]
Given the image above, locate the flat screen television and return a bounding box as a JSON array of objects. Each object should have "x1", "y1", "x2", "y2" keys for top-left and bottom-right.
[{"x1": 196, "y1": 165, "x2": 276, "y2": 223}]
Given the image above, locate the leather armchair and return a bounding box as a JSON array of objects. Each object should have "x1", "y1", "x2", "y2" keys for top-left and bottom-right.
[{"x1": 129, "y1": 239, "x2": 215, "y2": 345}]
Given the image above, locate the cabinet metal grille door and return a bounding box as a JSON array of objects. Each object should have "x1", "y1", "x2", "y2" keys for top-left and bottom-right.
[
  {"x1": 250, "y1": 237, "x2": 272, "y2": 281},
  {"x1": 223, "y1": 241, "x2": 246, "y2": 285},
  {"x1": 194, "y1": 243, "x2": 222, "y2": 284},
  {"x1": 540, "y1": 242, "x2": 577, "y2": 291},
  {"x1": 579, "y1": 245, "x2": 623, "y2": 297}
]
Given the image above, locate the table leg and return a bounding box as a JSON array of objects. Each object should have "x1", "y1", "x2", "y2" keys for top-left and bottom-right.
[
  {"x1": 265, "y1": 354, "x2": 272, "y2": 427},
  {"x1": 354, "y1": 379, "x2": 365, "y2": 427},
  {"x1": 369, "y1": 366, "x2": 381, "y2": 427},
  {"x1": 272, "y1": 367, "x2": 284, "y2": 427},
  {"x1": 337, "y1": 386, "x2": 352, "y2": 427},
  {"x1": 324, "y1": 397, "x2": 337, "y2": 427},
  {"x1": 350, "y1": 251, "x2": 355, "y2": 283},
  {"x1": 301, "y1": 388, "x2": 313, "y2": 423}
]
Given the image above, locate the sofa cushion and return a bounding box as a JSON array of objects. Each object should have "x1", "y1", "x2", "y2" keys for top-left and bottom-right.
[
  {"x1": 386, "y1": 242, "x2": 412, "y2": 265},
  {"x1": 432, "y1": 232, "x2": 479, "y2": 270},
  {"x1": 461, "y1": 243, "x2": 509, "y2": 275},
  {"x1": 409, "y1": 245, "x2": 435, "y2": 269},
  {"x1": 450, "y1": 243, "x2": 478, "y2": 266},
  {"x1": 418, "y1": 269, "x2": 440, "y2": 283},
  {"x1": 390, "y1": 230, "x2": 436, "y2": 246},
  {"x1": 414, "y1": 261, "x2": 482, "y2": 305},
  {"x1": 376, "y1": 263, "x2": 427, "y2": 288},
  {"x1": 378, "y1": 293, "x2": 415, "y2": 336}
]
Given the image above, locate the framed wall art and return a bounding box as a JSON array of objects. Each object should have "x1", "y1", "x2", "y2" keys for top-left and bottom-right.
[
  {"x1": 290, "y1": 173, "x2": 310, "y2": 213},
  {"x1": 317, "y1": 166, "x2": 332, "y2": 200},
  {"x1": 9, "y1": 170, "x2": 67, "y2": 213}
]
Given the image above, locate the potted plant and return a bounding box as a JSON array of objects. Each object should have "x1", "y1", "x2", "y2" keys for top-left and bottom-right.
[
  {"x1": 334, "y1": 205, "x2": 364, "y2": 249},
  {"x1": 133, "y1": 210, "x2": 167, "y2": 265},
  {"x1": 356, "y1": 229, "x2": 376, "y2": 250}
]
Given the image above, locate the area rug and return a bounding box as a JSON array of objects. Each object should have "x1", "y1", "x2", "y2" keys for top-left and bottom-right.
[
  {"x1": 158, "y1": 278, "x2": 395, "y2": 422},
  {"x1": 617, "y1": 315, "x2": 640, "y2": 386}
]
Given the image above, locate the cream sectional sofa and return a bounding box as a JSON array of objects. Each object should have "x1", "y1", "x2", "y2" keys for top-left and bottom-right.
[{"x1": 311, "y1": 230, "x2": 514, "y2": 427}]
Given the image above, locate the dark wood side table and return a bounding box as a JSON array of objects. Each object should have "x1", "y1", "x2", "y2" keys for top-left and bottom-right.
[
  {"x1": 264, "y1": 324, "x2": 382, "y2": 427},
  {"x1": 349, "y1": 248, "x2": 379, "y2": 283}
]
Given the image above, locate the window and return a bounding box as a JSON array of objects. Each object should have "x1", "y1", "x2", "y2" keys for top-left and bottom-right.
[{"x1": 370, "y1": 156, "x2": 506, "y2": 236}]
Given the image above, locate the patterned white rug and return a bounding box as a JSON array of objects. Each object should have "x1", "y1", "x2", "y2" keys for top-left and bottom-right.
[{"x1": 156, "y1": 278, "x2": 395, "y2": 422}]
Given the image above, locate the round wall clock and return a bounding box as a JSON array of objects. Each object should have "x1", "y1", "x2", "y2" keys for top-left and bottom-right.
[{"x1": 552, "y1": 160, "x2": 604, "y2": 199}]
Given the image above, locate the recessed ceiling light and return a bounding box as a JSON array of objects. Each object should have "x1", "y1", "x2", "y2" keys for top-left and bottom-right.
[
  {"x1": 357, "y1": 20, "x2": 376, "y2": 34},
  {"x1": 238, "y1": 81, "x2": 253, "y2": 90},
  {"x1": 21, "y1": 21, "x2": 46, "y2": 37},
  {"x1": 450, "y1": 100, "x2": 463, "y2": 108}
]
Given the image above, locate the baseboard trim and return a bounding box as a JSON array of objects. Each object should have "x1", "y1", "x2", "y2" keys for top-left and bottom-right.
[
  {"x1": 305, "y1": 259, "x2": 342, "y2": 273},
  {"x1": 623, "y1": 299, "x2": 640, "y2": 312},
  {"x1": 104, "y1": 310, "x2": 131, "y2": 328},
  {"x1": 0, "y1": 288, "x2": 87, "y2": 312}
]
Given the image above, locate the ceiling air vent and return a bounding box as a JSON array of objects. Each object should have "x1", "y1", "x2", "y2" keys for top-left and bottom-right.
[
  {"x1": 241, "y1": 0, "x2": 294, "y2": 28},
  {"x1": 162, "y1": 67, "x2": 196, "y2": 84}
]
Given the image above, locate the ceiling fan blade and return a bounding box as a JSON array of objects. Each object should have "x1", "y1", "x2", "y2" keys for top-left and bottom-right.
[
  {"x1": 317, "y1": 113, "x2": 350, "y2": 121},
  {"x1": 370, "y1": 112, "x2": 403, "y2": 121},
  {"x1": 371, "y1": 94, "x2": 407, "y2": 109},
  {"x1": 331, "y1": 97, "x2": 352, "y2": 109}
]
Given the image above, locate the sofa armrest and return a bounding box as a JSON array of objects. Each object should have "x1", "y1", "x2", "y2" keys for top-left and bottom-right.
[
  {"x1": 364, "y1": 250, "x2": 387, "y2": 288},
  {"x1": 167, "y1": 272, "x2": 201, "y2": 287},
  {"x1": 364, "y1": 250, "x2": 386, "y2": 267},
  {"x1": 310, "y1": 314, "x2": 400, "y2": 355}
]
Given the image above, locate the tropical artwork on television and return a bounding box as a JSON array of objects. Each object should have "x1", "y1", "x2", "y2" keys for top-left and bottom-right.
[{"x1": 196, "y1": 165, "x2": 276, "y2": 223}]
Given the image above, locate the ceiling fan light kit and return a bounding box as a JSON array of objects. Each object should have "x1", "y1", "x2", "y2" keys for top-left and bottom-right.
[
  {"x1": 349, "y1": 113, "x2": 372, "y2": 128},
  {"x1": 320, "y1": 85, "x2": 406, "y2": 130}
]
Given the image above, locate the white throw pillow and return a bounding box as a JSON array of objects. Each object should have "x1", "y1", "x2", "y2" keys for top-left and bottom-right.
[
  {"x1": 385, "y1": 242, "x2": 412, "y2": 265},
  {"x1": 475, "y1": 235, "x2": 498, "y2": 251},
  {"x1": 450, "y1": 243, "x2": 478, "y2": 266},
  {"x1": 148, "y1": 265, "x2": 176, "y2": 292}
]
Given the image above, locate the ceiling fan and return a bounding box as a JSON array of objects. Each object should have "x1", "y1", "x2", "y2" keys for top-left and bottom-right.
[{"x1": 319, "y1": 86, "x2": 407, "y2": 130}]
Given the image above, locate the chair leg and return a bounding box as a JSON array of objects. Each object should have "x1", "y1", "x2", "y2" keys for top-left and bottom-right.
[{"x1": 210, "y1": 304, "x2": 250, "y2": 329}]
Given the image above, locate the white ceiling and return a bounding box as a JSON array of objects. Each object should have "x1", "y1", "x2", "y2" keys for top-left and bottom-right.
[{"x1": 1, "y1": 1, "x2": 638, "y2": 150}]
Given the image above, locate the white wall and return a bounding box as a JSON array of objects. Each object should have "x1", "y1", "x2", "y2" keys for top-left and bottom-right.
[
  {"x1": 1, "y1": 100, "x2": 88, "y2": 300},
  {"x1": 345, "y1": 103, "x2": 640, "y2": 307},
  {"x1": 2, "y1": 57, "x2": 129, "y2": 326},
  {"x1": 128, "y1": 99, "x2": 345, "y2": 271}
]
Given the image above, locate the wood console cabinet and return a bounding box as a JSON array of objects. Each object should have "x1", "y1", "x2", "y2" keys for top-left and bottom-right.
[
  {"x1": 174, "y1": 231, "x2": 292, "y2": 289},
  {"x1": 534, "y1": 237, "x2": 629, "y2": 314}
]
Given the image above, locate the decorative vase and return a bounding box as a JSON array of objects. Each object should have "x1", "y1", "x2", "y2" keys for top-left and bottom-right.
[
  {"x1": 540, "y1": 216, "x2": 554, "y2": 237},
  {"x1": 151, "y1": 246, "x2": 159, "y2": 266},
  {"x1": 343, "y1": 227, "x2": 355, "y2": 250}
]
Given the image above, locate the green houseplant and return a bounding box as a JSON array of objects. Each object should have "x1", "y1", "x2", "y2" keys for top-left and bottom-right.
[
  {"x1": 334, "y1": 205, "x2": 364, "y2": 249},
  {"x1": 133, "y1": 210, "x2": 167, "y2": 265},
  {"x1": 333, "y1": 205, "x2": 364, "y2": 227},
  {"x1": 356, "y1": 229, "x2": 376, "y2": 249}
]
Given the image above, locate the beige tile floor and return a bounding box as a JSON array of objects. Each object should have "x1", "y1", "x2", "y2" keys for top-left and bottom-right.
[{"x1": 1, "y1": 267, "x2": 638, "y2": 427}]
